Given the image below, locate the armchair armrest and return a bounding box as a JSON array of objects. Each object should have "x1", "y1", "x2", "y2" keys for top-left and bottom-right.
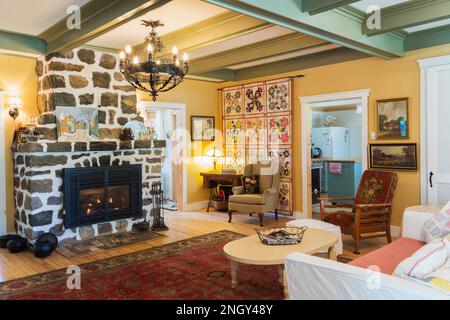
[
  {"x1": 354, "y1": 203, "x2": 392, "y2": 209},
  {"x1": 263, "y1": 188, "x2": 277, "y2": 198},
  {"x1": 402, "y1": 205, "x2": 442, "y2": 240},
  {"x1": 318, "y1": 197, "x2": 354, "y2": 202},
  {"x1": 232, "y1": 186, "x2": 243, "y2": 195}
]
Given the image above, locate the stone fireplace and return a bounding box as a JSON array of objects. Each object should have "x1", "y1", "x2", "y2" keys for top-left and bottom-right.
[{"x1": 12, "y1": 48, "x2": 166, "y2": 242}]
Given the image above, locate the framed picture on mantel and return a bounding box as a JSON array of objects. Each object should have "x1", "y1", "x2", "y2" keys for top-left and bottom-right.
[
  {"x1": 56, "y1": 106, "x2": 99, "y2": 142},
  {"x1": 191, "y1": 116, "x2": 215, "y2": 141}
]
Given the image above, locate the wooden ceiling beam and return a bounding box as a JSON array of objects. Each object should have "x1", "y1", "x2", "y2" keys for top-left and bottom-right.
[
  {"x1": 40, "y1": 0, "x2": 171, "y2": 54},
  {"x1": 204, "y1": 0, "x2": 404, "y2": 59},
  {"x1": 134, "y1": 11, "x2": 271, "y2": 57},
  {"x1": 363, "y1": 0, "x2": 450, "y2": 36},
  {"x1": 234, "y1": 47, "x2": 368, "y2": 81},
  {"x1": 301, "y1": 0, "x2": 360, "y2": 15},
  {"x1": 188, "y1": 33, "x2": 327, "y2": 74},
  {"x1": 0, "y1": 30, "x2": 45, "y2": 57},
  {"x1": 405, "y1": 24, "x2": 450, "y2": 51}
]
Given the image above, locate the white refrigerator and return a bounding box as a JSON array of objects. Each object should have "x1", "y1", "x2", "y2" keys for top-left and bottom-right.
[{"x1": 311, "y1": 127, "x2": 350, "y2": 159}]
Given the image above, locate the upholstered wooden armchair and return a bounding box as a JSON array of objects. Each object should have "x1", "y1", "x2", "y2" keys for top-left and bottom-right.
[
  {"x1": 319, "y1": 170, "x2": 398, "y2": 254},
  {"x1": 228, "y1": 162, "x2": 280, "y2": 227}
]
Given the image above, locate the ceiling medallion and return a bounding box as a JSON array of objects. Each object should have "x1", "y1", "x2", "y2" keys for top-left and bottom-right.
[{"x1": 119, "y1": 20, "x2": 189, "y2": 101}]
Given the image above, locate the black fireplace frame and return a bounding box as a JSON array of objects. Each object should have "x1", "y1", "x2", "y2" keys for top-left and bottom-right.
[{"x1": 63, "y1": 165, "x2": 142, "y2": 228}]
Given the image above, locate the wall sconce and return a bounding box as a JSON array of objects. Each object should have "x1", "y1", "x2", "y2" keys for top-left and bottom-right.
[{"x1": 9, "y1": 96, "x2": 22, "y2": 119}]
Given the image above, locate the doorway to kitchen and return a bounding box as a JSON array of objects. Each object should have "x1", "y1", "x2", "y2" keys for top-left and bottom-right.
[
  {"x1": 140, "y1": 101, "x2": 187, "y2": 211},
  {"x1": 300, "y1": 89, "x2": 370, "y2": 219}
]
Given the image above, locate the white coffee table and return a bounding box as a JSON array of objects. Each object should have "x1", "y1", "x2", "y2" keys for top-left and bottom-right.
[{"x1": 223, "y1": 228, "x2": 338, "y2": 298}]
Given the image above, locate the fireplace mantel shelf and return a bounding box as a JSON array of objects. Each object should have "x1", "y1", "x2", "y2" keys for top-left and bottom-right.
[{"x1": 12, "y1": 139, "x2": 166, "y2": 154}]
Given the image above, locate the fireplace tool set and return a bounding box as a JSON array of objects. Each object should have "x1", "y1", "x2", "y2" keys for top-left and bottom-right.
[{"x1": 134, "y1": 182, "x2": 169, "y2": 231}]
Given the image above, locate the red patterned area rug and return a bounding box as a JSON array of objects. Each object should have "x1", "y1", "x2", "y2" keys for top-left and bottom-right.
[{"x1": 0, "y1": 230, "x2": 284, "y2": 300}]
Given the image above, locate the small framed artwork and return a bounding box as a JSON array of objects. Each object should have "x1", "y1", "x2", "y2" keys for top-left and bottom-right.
[
  {"x1": 56, "y1": 106, "x2": 99, "y2": 142},
  {"x1": 377, "y1": 97, "x2": 409, "y2": 138},
  {"x1": 191, "y1": 116, "x2": 215, "y2": 141},
  {"x1": 369, "y1": 143, "x2": 417, "y2": 171}
]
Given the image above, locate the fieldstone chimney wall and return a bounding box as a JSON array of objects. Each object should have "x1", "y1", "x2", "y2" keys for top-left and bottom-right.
[
  {"x1": 12, "y1": 48, "x2": 166, "y2": 243},
  {"x1": 35, "y1": 48, "x2": 139, "y2": 140}
]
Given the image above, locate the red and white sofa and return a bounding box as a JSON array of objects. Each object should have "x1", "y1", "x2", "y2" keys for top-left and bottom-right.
[{"x1": 285, "y1": 205, "x2": 449, "y2": 300}]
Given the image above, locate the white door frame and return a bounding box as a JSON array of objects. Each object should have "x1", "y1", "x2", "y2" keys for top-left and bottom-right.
[
  {"x1": 299, "y1": 89, "x2": 370, "y2": 218},
  {"x1": 139, "y1": 101, "x2": 188, "y2": 210},
  {"x1": 0, "y1": 91, "x2": 7, "y2": 234},
  {"x1": 418, "y1": 54, "x2": 450, "y2": 204}
]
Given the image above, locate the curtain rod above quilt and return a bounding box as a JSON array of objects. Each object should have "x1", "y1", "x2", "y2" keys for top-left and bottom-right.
[{"x1": 217, "y1": 74, "x2": 304, "y2": 91}]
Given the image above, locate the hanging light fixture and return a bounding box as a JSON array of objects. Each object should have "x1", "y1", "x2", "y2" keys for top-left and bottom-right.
[{"x1": 119, "y1": 20, "x2": 189, "y2": 101}]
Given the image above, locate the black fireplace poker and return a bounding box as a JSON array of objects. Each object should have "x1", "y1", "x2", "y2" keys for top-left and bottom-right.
[{"x1": 150, "y1": 182, "x2": 169, "y2": 231}]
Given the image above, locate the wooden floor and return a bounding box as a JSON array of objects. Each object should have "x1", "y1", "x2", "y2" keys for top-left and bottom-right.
[{"x1": 0, "y1": 211, "x2": 391, "y2": 283}]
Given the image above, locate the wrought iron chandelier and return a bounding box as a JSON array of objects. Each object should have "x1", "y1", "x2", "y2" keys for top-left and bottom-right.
[{"x1": 119, "y1": 20, "x2": 189, "y2": 101}]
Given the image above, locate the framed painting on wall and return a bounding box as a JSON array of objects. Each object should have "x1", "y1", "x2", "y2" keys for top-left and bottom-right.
[
  {"x1": 369, "y1": 143, "x2": 417, "y2": 170},
  {"x1": 56, "y1": 106, "x2": 99, "y2": 142},
  {"x1": 377, "y1": 97, "x2": 409, "y2": 138},
  {"x1": 191, "y1": 116, "x2": 215, "y2": 141}
]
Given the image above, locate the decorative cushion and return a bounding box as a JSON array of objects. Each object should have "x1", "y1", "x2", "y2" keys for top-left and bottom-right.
[
  {"x1": 350, "y1": 237, "x2": 425, "y2": 275},
  {"x1": 241, "y1": 175, "x2": 259, "y2": 194},
  {"x1": 421, "y1": 201, "x2": 450, "y2": 243},
  {"x1": 228, "y1": 194, "x2": 265, "y2": 205},
  {"x1": 421, "y1": 259, "x2": 450, "y2": 294},
  {"x1": 394, "y1": 237, "x2": 449, "y2": 279},
  {"x1": 245, "y1": 163, "x2": 274, "y2": 192}
]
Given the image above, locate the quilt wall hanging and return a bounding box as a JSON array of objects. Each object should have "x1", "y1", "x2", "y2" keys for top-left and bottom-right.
[{"x1": 221, "y1": 77, "x2": 293, "y2": 215}]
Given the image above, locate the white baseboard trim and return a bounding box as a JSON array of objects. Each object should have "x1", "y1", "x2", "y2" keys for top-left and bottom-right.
[
  {"x1": 390, "y1": 225, "x2": 401, "y2": 238},
  {"x1": 183, "y1": 200, "x2": 209, "y2": 212}
]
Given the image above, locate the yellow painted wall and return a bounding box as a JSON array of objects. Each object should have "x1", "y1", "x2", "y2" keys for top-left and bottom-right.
[
  {"x1": 221, "y1": 43, "x2": 450, "y2": 227},
  {"x1": 0, "y1": 54, "x2": 38, "y2": 231},
  {"x1": 3, "y1": 43, "x2": 450, "y2": 228},
  {"x1": 137, "y1": 79, "x2": 221, "y2": 206}
]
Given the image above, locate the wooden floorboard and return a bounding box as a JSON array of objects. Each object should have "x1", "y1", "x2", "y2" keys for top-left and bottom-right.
[{"x1": 0, "y1": 210, "x2": 391, "y2": 282}]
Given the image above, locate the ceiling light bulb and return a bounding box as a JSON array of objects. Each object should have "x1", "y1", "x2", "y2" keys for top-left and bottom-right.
[
  {"x1": 182, "y1": 53, "x2": 188, "y2": 62},
  {"x1": 172, "y1": 46, "x2": 178, "y2": 55},
  {"x1": 147, "y1": 43, "x2": 153, "y2": 53},
  {"x1": 125, "y1": 45, "x2": 132, "y2": 54},
  {"x1": 119, "y1": 51, "x2": 125, "y2": 59},
  {"x1": 133, "y1": 56, "x2": 139, "y2": 64}
]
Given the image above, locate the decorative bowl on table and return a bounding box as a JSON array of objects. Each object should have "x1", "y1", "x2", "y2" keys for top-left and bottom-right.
[{"x1": 256, "y1": 226, "x2": 308, "y2": 245}]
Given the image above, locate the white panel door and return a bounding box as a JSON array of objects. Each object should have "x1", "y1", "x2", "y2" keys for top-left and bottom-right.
[{"x1": 426, "y1": 64, "x2": 450, "y2": 204}]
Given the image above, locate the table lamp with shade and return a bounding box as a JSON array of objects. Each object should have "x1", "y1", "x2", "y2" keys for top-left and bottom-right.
[{"x1": 206, "y1": 147, "x2": 223, "y2": 172}]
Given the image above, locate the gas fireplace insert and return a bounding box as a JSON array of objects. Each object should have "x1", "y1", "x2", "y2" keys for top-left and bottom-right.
[{"x1": 63, "y1": 165, "x2": 142, "y2": 228}]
